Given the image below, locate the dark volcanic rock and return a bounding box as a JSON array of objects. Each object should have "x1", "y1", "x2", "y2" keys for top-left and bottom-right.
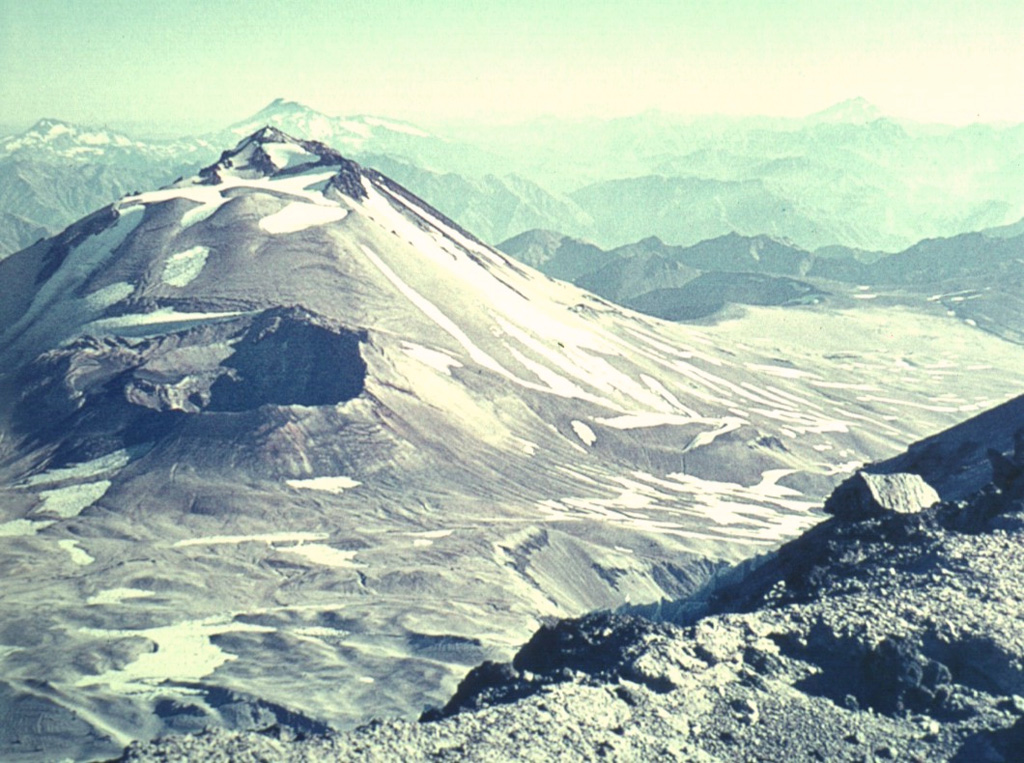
[
  {"x1": 11, "y1": 306, "x2": 367, "y2": 469},
  {"x1": 205, "y1": 308, "x2": 367, "y2": 411},
  {"x1": 824, "y1": 470, "x2": 940, "y2": 520}
]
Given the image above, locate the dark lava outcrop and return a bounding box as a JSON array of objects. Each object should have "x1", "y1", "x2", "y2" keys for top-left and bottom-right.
[{"x1": 11, "y1": 306, "x2": 366, "y2": 467}]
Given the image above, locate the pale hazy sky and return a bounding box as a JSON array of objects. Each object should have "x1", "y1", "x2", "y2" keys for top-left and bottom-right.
[{"x1": 3, "y1": 0, "x2": 1023, "y2": 131}]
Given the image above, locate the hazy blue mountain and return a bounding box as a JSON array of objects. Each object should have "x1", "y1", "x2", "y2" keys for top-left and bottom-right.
[
  {"x1": 0, "y1": 102, "x2": 593, "y2": 256},
  {"x1": 222, "y1": 98, "x2": 512, "y2": 180},
  {"x1": 805, "y1": 96, "x2": 886, "y2": 124},
  {"x1": 502, "y1": 230, "x2": 822, "y2": 312},
  {"x1": 499, "y1": 226, "x2": 1024, "y2": 345},
  {"x1": 497, "y1": 228, "x2": 613, "y2": 282},
  {"x1": 5, "y1": 97, "x2": 1024, "y2": 259},
  {"x1": 569, "y1": 175, "x2": 830, "y2": 250},
  {"x1": 670, "y1": 232, "x2": 812, "y2": 275},
  {"x1": 577, "y1": 251, "x2": 698, "y2": 303},
  {"x1": 982, "y1": 215, "x2": 1024, "y2": 239},
  {"x1": 0, "y1": 210, "x2": 49, "y2": 256},
  {"x1": 356, "y1": 154, "x2": 593, "y2": 245},
  {"x1": 626, "y1": 272, "x2": 827, "y2": 321},
  {"x1": 448, "y1": 102, "x2": 1024, "y2": 251}
]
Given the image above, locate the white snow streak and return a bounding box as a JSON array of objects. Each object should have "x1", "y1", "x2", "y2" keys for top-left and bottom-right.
[
  {"x1": 358, "y1": 244, "x2": 514, "y2": 380},
  {"x1": 286, "y1": 476, "x2": 361, "y2": 494},
  {"x1": 173, "y1": 532, "x2": 327, "y2": 548},
  {"x1": 259, "y1": 202, "x2": 348, "y2": 234},
  {"x1": 87, "y1": 588, "x2": 154, "y2": 606},
  {"x1": 402, "y1": 343, "x2": 464, "y2": 374}
]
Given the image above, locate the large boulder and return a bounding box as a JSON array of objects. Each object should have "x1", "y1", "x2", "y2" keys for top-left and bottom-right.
[{"x1": 824, "y1": 471, "x2": 940, "y2": 521}]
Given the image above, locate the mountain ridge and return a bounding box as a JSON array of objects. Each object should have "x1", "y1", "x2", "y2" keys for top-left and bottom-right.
[{"x1": 5, "y1": 97, "x2": 1024, "y2": 258}]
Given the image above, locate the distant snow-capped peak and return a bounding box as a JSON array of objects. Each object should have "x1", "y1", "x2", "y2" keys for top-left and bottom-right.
[
  {"x1": 0, "y1": 118, "x2": 137, "y2": 156},
  {"x1": 809, "y1": 97, "x2": 885, "y2": 125},
  {"x1": 227, "y1": 99, "x2": 433, "y2": 149}
]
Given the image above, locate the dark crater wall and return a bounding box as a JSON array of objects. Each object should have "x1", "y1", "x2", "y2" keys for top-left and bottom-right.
[
  {"x1": 206, "y1": 309, "x2": 367, "y2": 411},
  {"x1": 10, "y1": 307, "x2": 368, "y2": 468}
]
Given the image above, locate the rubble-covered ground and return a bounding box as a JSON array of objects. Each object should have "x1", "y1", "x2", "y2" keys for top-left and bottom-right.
[{"x1": 119, "y1": 442, "x2": 1024, "y2": 762}]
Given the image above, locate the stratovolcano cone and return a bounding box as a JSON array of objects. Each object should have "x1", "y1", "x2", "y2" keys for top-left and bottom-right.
[{"x1": 0, "y1": 128, "x2": 1020, "y2": 762}]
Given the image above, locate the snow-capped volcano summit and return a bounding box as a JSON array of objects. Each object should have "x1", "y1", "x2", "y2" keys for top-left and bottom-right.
[
  {"x1": 225, "y1": 99, "x2": 434, "y2": 151},
  {"x1": 808, "y1": 96, "x2": 886, "y2": 125},
  {"x1": 0, "y1": 128, "x2": 1021, "y2": 761},
  {"x1": 201, "y1": 125, "x2": 354, "y2": 180}
]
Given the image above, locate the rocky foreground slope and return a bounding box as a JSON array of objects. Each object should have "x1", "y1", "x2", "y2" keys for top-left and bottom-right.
[{"x1": 120, "y1": 404, "x2": 1024, "y2": 761}]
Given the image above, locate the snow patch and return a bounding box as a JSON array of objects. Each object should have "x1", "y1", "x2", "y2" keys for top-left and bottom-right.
[
  {"x1": 46, "y1": 123, "x2": 73, "y2": 139},
  {"x1": 76, "y1": 616, "x2": 275, "y2": 692},
  {"x1": 571, "y1": 420, "x2": 597, "y2": 446},
  {"x1": 162, "y1": 246, "x2": 209, "y2": 287},
  {"x1": 85, "y1": 282, "x2": 134, "y2": 310},
  {"x1": 180, "y1": 201, "x2": 224, "y2": 229},
  {"x1": 78, "y1": 131, "x2": 111, "y2": 146},
  {"x1": 58, "y1": 539, "x2": 94, "y2": 566},
  {"x1": 259, "y1": 202, "x2": 348, "y2": 234},
  {"x1": 21, "y1": 450, "x2": 133, "y2": 486},
  {"x1": 87, "y1": 588, "x2": 154, "y2": 606},
  {"x1": 283, "y1": 544, "x2": 363, "y2": 569},
  {"x1": 0, "y1": 519, "x2": 54, "y2": 537},
  {"x1": 263, "y1": 142, "x2": 317, "y2": 170},
  {"x1": 286, "y1": 476, "x2": 361, "y2": 494},
  {"x1": 597, "y1": 413, "x2": 707, "y2": 429},
  {"x1": 405, "y1": 530, "x2": 454, "y2": 539},
  {"x1": 33, "y1": 481, "x2": 110, "y2": 519}
]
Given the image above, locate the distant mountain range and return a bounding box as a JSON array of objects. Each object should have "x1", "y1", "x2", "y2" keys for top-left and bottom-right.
[
  {"x1": 0, "y1": 120, "x2": 213, "y2": 256},
  {"x1": 3, "y1": 98, "x2": 1024, "y2": 257},
  {"x1": 498, "y1": 228, "x2": 1024, "y2": 344}
]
